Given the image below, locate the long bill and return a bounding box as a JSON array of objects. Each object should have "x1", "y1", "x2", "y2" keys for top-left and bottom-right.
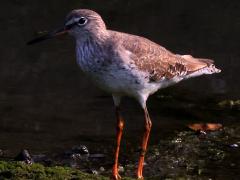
[{"x1": 27, "y1": 27, "x2": 68, "y2": 45}]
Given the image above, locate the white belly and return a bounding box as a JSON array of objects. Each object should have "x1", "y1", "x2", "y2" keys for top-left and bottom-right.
[
  {"x1": 75, "y1": 43, "x2": 160, "y2": 99},
  {"x1": 77, "y1": 58, "x2": 160, "y2": 98}
]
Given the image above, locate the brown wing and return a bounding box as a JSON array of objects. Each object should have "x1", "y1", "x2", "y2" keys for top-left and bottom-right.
[{"x1": 110, "y1": 31, "x2": 213, "y2": 81}]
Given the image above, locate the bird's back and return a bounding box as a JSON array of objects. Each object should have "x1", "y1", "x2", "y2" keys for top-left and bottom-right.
[{"x1": 108, "y1": 30, "x2": 221, "y2": 83}]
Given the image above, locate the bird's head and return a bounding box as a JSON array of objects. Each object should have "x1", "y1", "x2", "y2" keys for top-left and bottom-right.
[{"x1": 27, "y1": 9, "x2": 107, "y2": 45}]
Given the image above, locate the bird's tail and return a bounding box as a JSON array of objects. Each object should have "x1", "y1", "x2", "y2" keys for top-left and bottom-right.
[
  {"x1": 197, "y1": 58, "x2": 221, "y2": 74},
  {"x1": 180, "y1": 55, "x2": 221, "y2": 79},
  {"x1": 181, "y1": 55, "x2": 221, "y2": 75}
]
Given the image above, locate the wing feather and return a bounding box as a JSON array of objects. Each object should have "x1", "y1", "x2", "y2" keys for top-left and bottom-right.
[{"x1": 109, "y1": 30, "x2": 216, "y2": 81}]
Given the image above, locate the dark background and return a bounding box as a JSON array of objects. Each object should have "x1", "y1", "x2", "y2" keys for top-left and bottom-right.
[{"x1": 0, "y1": 0, "x2": 239, "y2": 153}]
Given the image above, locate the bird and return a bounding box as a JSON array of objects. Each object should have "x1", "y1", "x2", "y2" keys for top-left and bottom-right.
[{"x1": 27, "y1": 9, "x2": 221, "y2": 179}]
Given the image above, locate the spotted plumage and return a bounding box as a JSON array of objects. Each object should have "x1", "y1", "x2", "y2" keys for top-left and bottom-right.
[
  {"x1": 28, "y1": 9, "x2": 221, "y2": 180},
  {"x1": 62, "y1": 9, "x2": 221, "y2": 100},
  {"x1": 112, "y1": 31, "x2": 220, "y2": 81}
]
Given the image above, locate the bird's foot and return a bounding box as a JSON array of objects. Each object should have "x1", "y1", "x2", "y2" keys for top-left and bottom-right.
[
  {"x1": 111, "y1": 173, "x2": 121, "y2": 180},
  {"x1": 137, "y1": 175, "x2": 144, "y2": 179}
]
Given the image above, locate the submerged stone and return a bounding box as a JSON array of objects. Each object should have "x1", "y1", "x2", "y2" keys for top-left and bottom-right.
[{"x1": 14, "y1": 149, "x2": 33, "y2": 164}]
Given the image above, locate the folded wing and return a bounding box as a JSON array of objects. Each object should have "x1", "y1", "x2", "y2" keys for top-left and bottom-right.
[{"x1": 112, "y1": 31, "x2": 221, "y2": 82}]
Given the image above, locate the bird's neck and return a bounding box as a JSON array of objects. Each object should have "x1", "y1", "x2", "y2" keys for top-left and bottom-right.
[
  {"x1": 75, "y1": 30, "x2": 110, "y2": 72},
  {"x1": 76, "y1": 31, "x2": 108, "y2": 55},
  {"x1": 76, "y1": 27, "x2": 109, "y2": 45}
]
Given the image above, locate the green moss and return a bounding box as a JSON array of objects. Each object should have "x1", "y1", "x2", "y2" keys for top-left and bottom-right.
[{"x1": 0, "y1": 161, "x2": 134, "y2": 180}]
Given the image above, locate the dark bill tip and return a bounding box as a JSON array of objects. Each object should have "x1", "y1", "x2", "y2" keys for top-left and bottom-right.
[
  {"x1": 27, "y1": 34, "x2": 51, "y2": 45},
  {"x1": 27, "y1": 27, "x2": 68, "y2": 45}
]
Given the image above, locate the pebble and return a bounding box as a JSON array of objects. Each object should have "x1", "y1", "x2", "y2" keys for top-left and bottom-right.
[
  {"x1": 91, "y1": 169, "x2": 98, "y2": 175},
  {"x1": 230, "y1": 144, "x2": 238, "y2": 148},
  {"x1": 118, "y1": 165, "x2": 124, "y2": 173},
  {"x1": 72, "y1": 145, "x2": 89, "y2": 155},
  {"x1": 99, "y1": 166, "x2": 105, "y2": 172}
]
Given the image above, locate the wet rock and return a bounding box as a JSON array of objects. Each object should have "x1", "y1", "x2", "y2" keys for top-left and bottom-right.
[
  {"x1": 64, "y1": 145, "x2": 90, "y2": 162},
  {"x1": 60, "y1": 145, "x2": 106, "y2": 172},
  {"x1": 72, "y1": 145, "x2": 89, "y2": 155},
  {"x1": 14, "y1": 149, "x2": 33, "y2": 164}
]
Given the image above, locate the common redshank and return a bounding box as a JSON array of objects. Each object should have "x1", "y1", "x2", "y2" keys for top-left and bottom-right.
[{"x1": 28, "y1": 9, "x2": 221, "y2": 179}]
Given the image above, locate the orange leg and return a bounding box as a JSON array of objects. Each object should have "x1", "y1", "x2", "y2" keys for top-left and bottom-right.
[
  {"x1": 137, "y1": 107, "x2": 152, "y2": 179},
  {"x1": 112, "y1": 106, "x2": 124, "y2": 180}
]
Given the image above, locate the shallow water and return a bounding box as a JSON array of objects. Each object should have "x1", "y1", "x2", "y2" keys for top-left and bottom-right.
[{"x1": 0, "y1": 89, "x2": 239, "y2": 178}]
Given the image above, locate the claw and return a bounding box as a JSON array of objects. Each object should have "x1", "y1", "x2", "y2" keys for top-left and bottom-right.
[{"x1": 111, "y1": 173, "x2": 121, "y2": 180}]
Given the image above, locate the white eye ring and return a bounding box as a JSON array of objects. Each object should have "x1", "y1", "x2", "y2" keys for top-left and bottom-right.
[{"x1": 77, "y1": 17, "x2": 88, "y2": 26}]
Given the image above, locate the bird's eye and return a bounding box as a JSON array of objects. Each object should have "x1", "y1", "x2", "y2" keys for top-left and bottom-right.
[{"x1": 77, "y1": 17, "x2": 88, "y2": 26}]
